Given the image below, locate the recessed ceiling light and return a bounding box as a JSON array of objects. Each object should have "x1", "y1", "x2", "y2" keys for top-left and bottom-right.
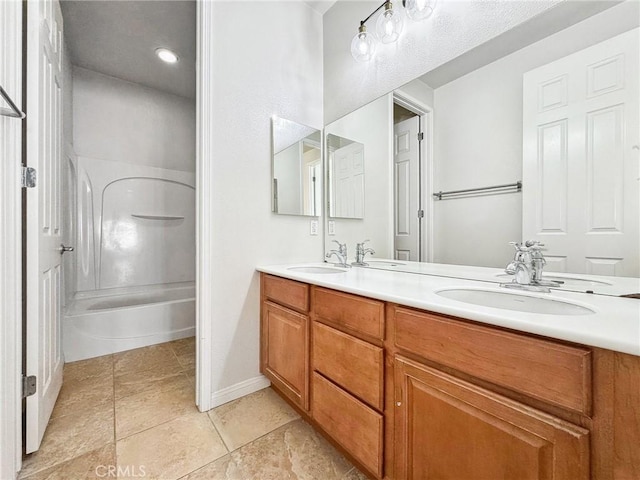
[{"x1": 155, "y1": 48, "x2": 179, "y2": 64}]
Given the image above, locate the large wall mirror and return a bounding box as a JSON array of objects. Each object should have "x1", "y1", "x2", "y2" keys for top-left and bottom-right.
[
  {"x1": 324, "y1": 2, "x2": 640, "y2": 296},
  {"x1": 272, "y1": 117, "x2": 322, "y2": 217}
]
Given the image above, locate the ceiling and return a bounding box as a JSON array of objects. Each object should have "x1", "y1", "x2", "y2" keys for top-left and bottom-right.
[{"x1": 60, "y1": 0, "x2": 196, "y2": 99}]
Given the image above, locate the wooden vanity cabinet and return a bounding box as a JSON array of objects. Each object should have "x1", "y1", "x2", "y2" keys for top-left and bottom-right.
[
  {"x1": 260, "y1": 275, "x2": 640, "y2": 480},
  {"x1": 260, "y1": 274, "x2": 310, "y2": 410}
]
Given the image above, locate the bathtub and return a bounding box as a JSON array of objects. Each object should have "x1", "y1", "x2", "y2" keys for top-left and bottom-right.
[{"x1": 63, "y1": 282, "x2": 195, "y2": 362}]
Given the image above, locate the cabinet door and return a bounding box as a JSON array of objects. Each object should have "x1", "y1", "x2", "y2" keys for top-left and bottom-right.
[
  {"x1": 394, "y1": 356, "x2": 589, "y2": 480},
  {"x1": 261, "y1": 301, "x2": 309, "y2": 410}
]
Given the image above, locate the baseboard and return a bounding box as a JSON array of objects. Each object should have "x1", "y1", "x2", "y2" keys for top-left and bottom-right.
[{"x1": 210, "y1": 375, "x2": 271, "y2": 409}]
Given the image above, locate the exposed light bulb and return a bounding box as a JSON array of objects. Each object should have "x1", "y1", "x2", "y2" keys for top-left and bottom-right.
[
  {"x1": 376, "y1": 1, "x2": 403, "y2": 44},
  {"x1": 404, "y1": 0, "x2": 436, "y2": 21},
  {"x1": 155, "y1": 48, "x2": 179, "y2": 64},
  {"x1": 350, "y1": 25, "x2": 377, "y2": 62}
]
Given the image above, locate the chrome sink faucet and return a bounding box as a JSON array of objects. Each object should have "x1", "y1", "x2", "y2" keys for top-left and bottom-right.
[
  {"x1": 325, "y1": 240, "x2": 350, "y2": 268},
  {"x1": 352, "y1": 239, "x2": 375, "y2": 266},
  {"x1": 502, "y1": 241, "x2": 560, "y2": 292}
]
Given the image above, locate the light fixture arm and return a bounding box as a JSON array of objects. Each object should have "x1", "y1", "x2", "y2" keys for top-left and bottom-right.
[{"x1": 358, "y1": 0, "x2": 391, "y2": 29}]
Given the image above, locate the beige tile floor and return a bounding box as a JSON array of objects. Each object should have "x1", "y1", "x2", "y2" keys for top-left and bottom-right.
[{"x1": 19, "y1": 338, "x2": 366, "y2": 480}]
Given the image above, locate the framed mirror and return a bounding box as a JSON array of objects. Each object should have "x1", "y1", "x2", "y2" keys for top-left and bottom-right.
[
  {"x1": 272, "y1": 117, "x2": 322, "y2": 217},
  {"x1": 323, "y1": 2, "x2": 640, "y2": 296}
]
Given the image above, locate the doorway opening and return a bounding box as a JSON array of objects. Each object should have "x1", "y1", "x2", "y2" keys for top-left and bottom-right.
[
  {"x1": 392, "y1": 94, "x2": 432, "y2": 262},
  {"x1": 22, "y1": 0, "x2": 198, "y2": 459}
]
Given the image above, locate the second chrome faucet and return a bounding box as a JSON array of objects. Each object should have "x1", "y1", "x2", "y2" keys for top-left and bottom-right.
[
  {"x1": 502, "y1": 240, "x2": 562, "y2": 292},
  {"x1": 325, "y1": 239, "x2": 376, "y2": 268},
  {"x1": 353, "y1": 239, "x2": 375, "y2": 266}
]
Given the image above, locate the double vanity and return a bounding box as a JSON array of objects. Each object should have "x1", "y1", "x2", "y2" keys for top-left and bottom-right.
[{"x1": 257, "y1": 262, "x2": 639, "y2": 480}]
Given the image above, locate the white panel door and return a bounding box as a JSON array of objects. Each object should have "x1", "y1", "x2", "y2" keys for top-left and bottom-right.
[
  {"x1": 25, "y1": 0, "x2": 64, "y2": 453},
  {"x1": 331, "y1": 142, "x2": 364, "y2": 218},
  {"x1": 394, "y1": 116, "x2": 420, "y2": 261},
  {"x1": 523, "y1": 29, "x2": 639, "y2": 277}
]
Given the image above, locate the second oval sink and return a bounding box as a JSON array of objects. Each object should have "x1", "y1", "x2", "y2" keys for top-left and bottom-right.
[{"x1": 436, "y1": 288, "x2": 595, "y2": 315}]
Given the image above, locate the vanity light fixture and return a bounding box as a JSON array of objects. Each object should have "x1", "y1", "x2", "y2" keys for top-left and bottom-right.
[
  {"x1": 376, "y1": 1, "x2": 403, "y2": 44},
  {"x1": 350, "y1": 0, "x2": 436, "y2": 62},
  {"x1": 155, "y1": 47, "x2": 179, "y2": 64}
]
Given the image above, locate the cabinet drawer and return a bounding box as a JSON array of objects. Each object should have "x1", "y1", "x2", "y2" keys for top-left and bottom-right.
[
  {"x1": 312, "y1": 372, "x2": 383, "y2": 478},
  {"x1": 312, "y1": 321, "x2": 384, "y2": 411},
  {"x1": 263, "y1": 274, "x2": 309, "y2": 313},
  {"x1": 313, "y1": 287, "x2": 384, "y2": 340},
  {"x1": 393, "y1": 307, "x2": 592, "y2": 414}
]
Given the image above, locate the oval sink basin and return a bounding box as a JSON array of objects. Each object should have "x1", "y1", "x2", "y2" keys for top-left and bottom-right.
[
  {"x1": 495, "y1": 274, "x2": 611, "y2": 287},
  {"x1": 287, "y1": 266, "x2": 347, "y2": 274},
  {"x1": 436, "y1": 288, "x2": 595, "y2": 315}
]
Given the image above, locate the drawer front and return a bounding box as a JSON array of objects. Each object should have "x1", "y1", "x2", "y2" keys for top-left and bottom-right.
[
  {"x1": 312, "y1": 372, "x2": 383, "y2": 478},
  {"x1": 263, "y1": 274, "x2": 309, "y2": 313},
  {"x1": 313, "y1": 287, "x2": 384, "y2": 340},
  {"x1": 394, "y1": 307, "x2": 592, "y2": 414},
  {"x1": 312, "y1": 321, "x2": 384, "y2": 411}
]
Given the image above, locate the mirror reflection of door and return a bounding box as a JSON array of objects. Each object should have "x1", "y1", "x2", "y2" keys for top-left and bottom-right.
[
  {"x1": 394, "y1": 104, "x2": 421, "y2": 261},
  {"x1": 271, "y1": 117, "x2": 322, "y2": 217},
  {"x1": 522, "y1": 28, "x2": 639, "y2": 277},
  {"x1": 328, "y1": 134, "x2": 365, "y2": 219},
  {"x1": 302, "y1": 139, "x2": 321, "y2": 216}
]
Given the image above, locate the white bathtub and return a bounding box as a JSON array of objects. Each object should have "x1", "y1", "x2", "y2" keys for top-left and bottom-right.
[{"x1": 63, "y1": 282, "x2": 195, "y2": 362}]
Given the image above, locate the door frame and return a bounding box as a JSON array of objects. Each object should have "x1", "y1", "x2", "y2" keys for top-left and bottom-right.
[
  {"x1": 392, "y1": 91, "x2": 433, "y2": 262},
  {"x1": 0, "y1": 0, "x2": 24, "y2": 476},
  {"x1": 195, "y1": 0, "x2": 213, "y2": 412}
]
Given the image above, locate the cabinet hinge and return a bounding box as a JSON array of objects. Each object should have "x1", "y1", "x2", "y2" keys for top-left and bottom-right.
[
  {"x1": 21, "y1": 166, "x2": 37, "y2": 188},
  {"x1": 417, "y1": 132, "x2": 424, "y2": 141},
  {"x1": 22, "y1": 375, "x2": 36, "y2": 398},
  {"x1": 418, "y1": 209, "x2": 425, "y2": 218}
]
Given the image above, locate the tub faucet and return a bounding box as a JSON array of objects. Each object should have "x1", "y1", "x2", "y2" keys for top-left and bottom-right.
[
  {"x1": 326, "y1": 240, "x2": 350, "y2": 268},
  {"x1": 352, "y1": 240, "x2": 375, "y2": 266}
]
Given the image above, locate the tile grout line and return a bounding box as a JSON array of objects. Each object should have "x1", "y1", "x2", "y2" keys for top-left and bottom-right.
[
  {"x1": 112, "y1": 353, "x2": 118, "y2": 473},
  {"x1": 204, "y1": 410, "x2": 233, "y2": 453}
]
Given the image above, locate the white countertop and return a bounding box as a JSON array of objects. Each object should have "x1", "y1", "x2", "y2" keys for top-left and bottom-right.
[
  {"x1": 356, "y1": 259, "x2": 640, "y2": 297},
  {"x1": 257, "y1": 262, "x2": 640, "y2": 356}
]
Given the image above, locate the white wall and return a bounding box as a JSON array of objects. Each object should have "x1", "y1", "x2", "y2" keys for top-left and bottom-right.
[
  {"x1": 325, "y1": 94, "x2": 392, "y2": 260},
  {"x1": 323, "y1": 0, "x2": 566, "y2": 123},
  {"x1": 73, "y1": 66, "x2": 195, "y2": 171},
  {"x1": 432, "y1": 2, "x2": 640, "y2": 268},
  {"x1": 206, "y1": 1, "x2": 323, "y2": 401}
]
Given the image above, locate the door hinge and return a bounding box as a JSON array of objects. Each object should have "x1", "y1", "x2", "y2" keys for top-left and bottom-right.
[
  {"x1": 22, "y1": 375, "x2": 36, "y2": 398},
  {"x1": 418, "y1": 209, "x2": 425, "y2": 218},
  {"x1": 21, "y1": 166, "x2": 37, "y2": 188},
  {"x1": 417, "y1": 132, "x2": 424, "y2": 141}
]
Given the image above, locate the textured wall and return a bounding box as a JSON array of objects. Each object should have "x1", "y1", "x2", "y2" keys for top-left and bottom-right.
[{"x1": 206, "y1": 1, "x2": 323, "y2": 398}]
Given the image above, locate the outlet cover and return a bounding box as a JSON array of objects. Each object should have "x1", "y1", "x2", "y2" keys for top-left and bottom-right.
[
  {"x1": 328, "y1": 220, "x2": 336, "y2": 236},
  {"x1": 310, "y1": 219, "x2": 318, "y2": 236}
]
